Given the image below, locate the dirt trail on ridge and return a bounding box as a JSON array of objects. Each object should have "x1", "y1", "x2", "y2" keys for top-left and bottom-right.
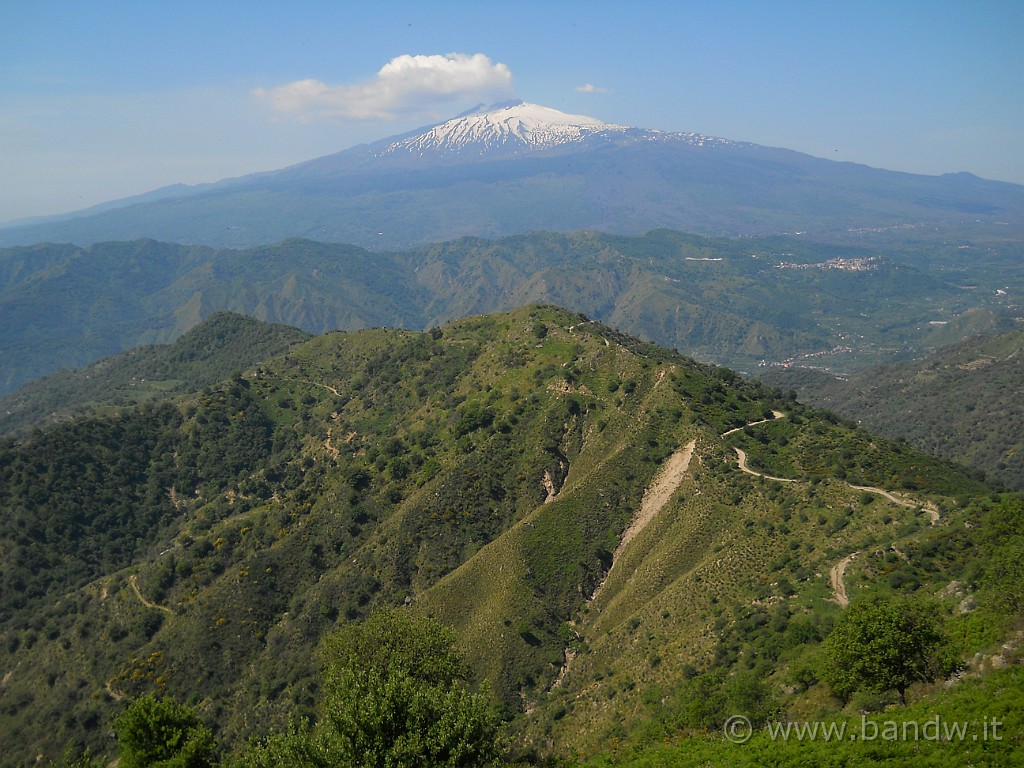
[
  {"x1": 722, "y1": 411, "x2": 798, "y2": 482},
  {"x1": 732, "y1": 446, "x2": 799, "y2": 483},
  {"x1": 721, "y1": 410, "x2": 787, "y2": 438},
  {"x1": 106, "y1": 576, "x2": 174, "y2": 704},
  {"x1": 849, "y1": 484, "x2": 941, "y2": 524},
  {"x1": 723, "y1": 412, "x2": 940, "y2": 524}
]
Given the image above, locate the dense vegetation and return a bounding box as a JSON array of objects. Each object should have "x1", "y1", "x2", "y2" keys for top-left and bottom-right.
[
  {"x1": 580, "y1": 664, "x2": 1024, "y2": 767},
  {"x1": 764, "y1": 328, "x2": 1024, "y2": 489},
  {"x1": 0, "y1": 403, "x2": 184, "y2": 618},
  {"x1": 0, "y1": 307, "x2": 1019, "y2": 767}
]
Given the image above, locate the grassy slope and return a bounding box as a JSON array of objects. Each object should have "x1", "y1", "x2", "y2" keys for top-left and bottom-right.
[{"x1": 418, "y1": 319, "x2": 990, "y2": 759}]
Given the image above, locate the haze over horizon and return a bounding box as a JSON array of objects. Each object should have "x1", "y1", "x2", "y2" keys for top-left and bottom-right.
[{"x1": 2, "y1": 0, "x2": 1022, "y2": 224}]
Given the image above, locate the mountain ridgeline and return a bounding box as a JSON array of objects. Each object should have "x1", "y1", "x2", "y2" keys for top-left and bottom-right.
[
  {"x1": 2, "y1": 228, "x2": 1020, "y2": 397},
  {"x1": 0, "y1": 312, "x2": 311, "y2": 436},
  {"x1": 2, "y1": 307, "x2": 1017, "y2": 767}
]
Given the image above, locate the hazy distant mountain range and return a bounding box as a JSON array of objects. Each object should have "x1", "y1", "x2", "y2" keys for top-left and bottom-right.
[
  {"x1": 3, "y1": 230, "x2": 1019, "y2": 397},
  {"x1": 3, "y1": 101, "x2": 1023, "y2": 249}
]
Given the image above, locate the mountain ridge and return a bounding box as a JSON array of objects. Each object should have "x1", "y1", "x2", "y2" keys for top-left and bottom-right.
[
  {"x1": 0, "y1": 312, "x2": 311, "y2": 437},
  {"x1": 6, "y1": 229, "x2": 1019, "y2": 398},
  {"x1": 0, "y1": 305, "x2": 1007, "y2": 767}
]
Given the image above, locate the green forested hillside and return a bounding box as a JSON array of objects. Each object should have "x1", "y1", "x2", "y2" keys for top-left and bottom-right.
[
  {"x1": 763, "y1": 329, "x2": 1024, "y2": 490},
  {"x1": 0, "y1": 307, "x2": 1017, "y2": 767},
  {"x1": 0, "y1": 312, "x2": 311, "y2": 437}
]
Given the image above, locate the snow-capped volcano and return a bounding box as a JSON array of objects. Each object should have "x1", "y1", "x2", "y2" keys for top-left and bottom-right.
[
  {"x1": 379, "y1": 100, "x2": 732, "y2": 160},
  {"x1": 381, "y1": 100, "x2": 630, "y2": 157}
]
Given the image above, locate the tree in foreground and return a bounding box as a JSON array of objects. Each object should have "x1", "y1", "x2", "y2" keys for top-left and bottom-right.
[
  {"x1": 113, "y1": 694, "x2": 217, "y2": 768},
  {"x1": 821, "y1": 595, "x2": 961, "y2": 705},
  {"x1": 231, "y1": 607, "x2": 504, "y2": 768}
]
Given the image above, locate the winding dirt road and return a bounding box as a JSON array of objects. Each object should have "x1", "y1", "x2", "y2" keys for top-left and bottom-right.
[
  {"x1": 722, "y1": 411, "x2": 942, "y2": 607},
  {"x1": 721, "y1": 410, "x2": 787, "y2": 438},
  {"x1": 723, "y1": 412, "x2": 940, "y2": 524},
  {"x1": 129, "y1": 574, "x2": 174, "y2": 616},
  {"x1": 732, "y1": 446, "x2": 799, "y2": 483},
  {"x1": 722, "y1": 411, "x2": 798, "y2": 482},
  {"x1": 849, "y1": 485, "x2": 940, "y2": 525},
  {"x1": 106, "y1": 576, "x2": 174, "y2": 702}
]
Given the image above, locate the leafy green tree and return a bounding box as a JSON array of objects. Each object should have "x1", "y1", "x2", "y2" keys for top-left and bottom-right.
[
  {"x1": 113, "y1": 694, "x2": 217, "y2": 768},
  {"x1": 225, "y1": 722, "x2": 325, "y2": 768},
  {"x1": 228, "y1": 608, "x2": 504, "y2": 768},
  {"x1": 821, "y1": 595, "x2": 960, "y2": 704},
  {"x1": 319, "y1": 607, "x2": 504, "y2": 768}
]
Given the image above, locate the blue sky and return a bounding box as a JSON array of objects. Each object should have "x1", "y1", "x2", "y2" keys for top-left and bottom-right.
[{"x1": 2, "y1": 0, "x2": 1022, "y2": 223}]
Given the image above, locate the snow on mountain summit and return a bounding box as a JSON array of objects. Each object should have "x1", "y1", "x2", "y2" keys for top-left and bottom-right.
[
  {"x1": 380, "y1": 100, "x2": 733, "y2": 159},
  {"x1": 382, "y1": 101, "x2": 630, "y2": 157}
]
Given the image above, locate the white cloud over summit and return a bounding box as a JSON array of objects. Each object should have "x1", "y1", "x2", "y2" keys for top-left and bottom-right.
[
  {"x1": 576, "y1": 83, "x2": 611, "y2": 94},
  {"x1": 254, "y1": 53, "x2": 514, "y2": 121}
]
